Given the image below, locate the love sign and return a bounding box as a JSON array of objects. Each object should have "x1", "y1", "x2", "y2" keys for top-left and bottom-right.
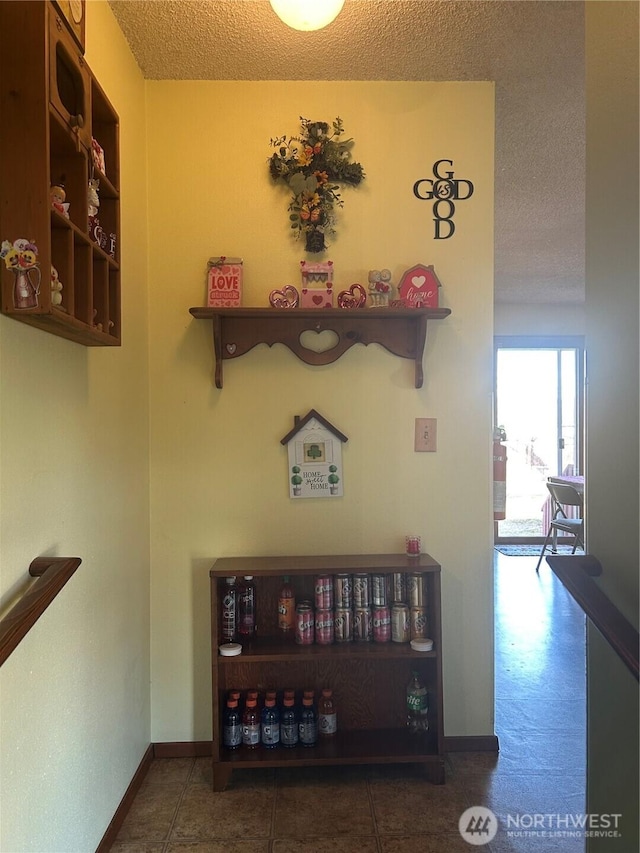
[
  {"x1": 207, "y1": 256, "x2": 243, "y2": 307},
  {"x1": 397, "y1": 264, "x2": 442, "y2": 308}
]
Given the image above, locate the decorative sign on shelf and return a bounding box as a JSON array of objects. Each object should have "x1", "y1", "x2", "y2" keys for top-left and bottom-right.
[
  {"x1": 281, "y1": 409, "x2": 348, "y2": 499},
  {"x1": 207, "y1": 257, "x2": 243, "y2": 307},
  {"x1": 412, "y1": 159, "x2": 475, "y2": 240},
  {"x1": 397, "y1": 264, "x2": 442, "y2": 308},
  {"x1": 300, "y1": 260, "x2": 333, "y2": 308}
]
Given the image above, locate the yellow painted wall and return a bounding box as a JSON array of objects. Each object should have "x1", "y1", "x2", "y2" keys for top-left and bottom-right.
[
  {"x1": 585, "y1": 3, "x2": 639, "y2": 849},
  {"x1": 0, "y1": 3, "x2": 150, "y2": 851},
  {"x1": 146, "y1": 81, "x2": 495, "y2": 741}
]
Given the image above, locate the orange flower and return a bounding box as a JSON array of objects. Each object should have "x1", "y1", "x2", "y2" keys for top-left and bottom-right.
[{"x1": 314, "y1": 170, "x2": 328, "y2": 185}]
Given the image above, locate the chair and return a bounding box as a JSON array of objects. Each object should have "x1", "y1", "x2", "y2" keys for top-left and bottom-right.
[{"x1": 535, "y1": 481, "x2": 584, "y2": 573}]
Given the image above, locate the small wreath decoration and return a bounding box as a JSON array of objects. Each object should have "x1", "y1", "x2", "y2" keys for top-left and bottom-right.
[{"x1": 269, "y1": 117, "x2": 365, "y2": 253}]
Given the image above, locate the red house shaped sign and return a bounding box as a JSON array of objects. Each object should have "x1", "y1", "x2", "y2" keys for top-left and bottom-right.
[{"x1": 397, "y1": 264, "x2": 442, "y2": 308}]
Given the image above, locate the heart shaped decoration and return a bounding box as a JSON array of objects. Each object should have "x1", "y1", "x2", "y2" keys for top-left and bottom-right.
[
  {"x1": 269, "y1": 285, "x2": 299, "y2": 309},
  {"x1": 338, "y1": 283, "x2": 367, "y2": 309},
  {"x1": 312, "y1": 294, "x2": 324, "y2": 306},
  {"x1": 412, "y1": 275, "x2": 426, "y2": 287},
  {"x1": 226, "y1": 343, "x2": 237, "y2": 355}
]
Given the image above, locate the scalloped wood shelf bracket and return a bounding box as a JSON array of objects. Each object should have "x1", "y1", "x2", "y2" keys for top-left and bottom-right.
[{"x1": 189, "y1": 307, "x2": 451, "y2": 388}]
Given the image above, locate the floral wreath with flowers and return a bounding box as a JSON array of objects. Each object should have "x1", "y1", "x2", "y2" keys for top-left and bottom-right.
[{"x1": 269, "y1": 117, "x2": 365, "y2": 254}]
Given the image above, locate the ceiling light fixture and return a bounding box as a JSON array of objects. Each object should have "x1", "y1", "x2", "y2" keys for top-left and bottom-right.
[{"x1": 269, "y1": 0, "x2": 345, "y2": 31}]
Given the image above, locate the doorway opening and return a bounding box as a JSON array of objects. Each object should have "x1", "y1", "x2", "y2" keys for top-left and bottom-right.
[{"x1": 494, "y1": 336, "x2": 585, "y2": 543}]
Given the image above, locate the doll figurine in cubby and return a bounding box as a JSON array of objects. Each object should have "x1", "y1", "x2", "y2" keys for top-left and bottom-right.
[
  {"x1": 88, "y1": 178, "x2": 102, "y2": 244},
  {"x1": 50, "y1": 185, "x2": 69, "y2": 218},
  {"x1": 50, "y1": 265, "x2": 63, "y2": 307}
]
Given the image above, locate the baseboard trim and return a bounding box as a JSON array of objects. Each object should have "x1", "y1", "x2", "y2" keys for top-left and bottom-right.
[
  {"x1": 96, "y1": 743, "x2": 153, "y2": 853},
  {"x1": 444, "y1": 735, "x2": 500, "y2": 752},
  {"x1": 153, "y1": 740, "x2": 213, "y2": 758}
]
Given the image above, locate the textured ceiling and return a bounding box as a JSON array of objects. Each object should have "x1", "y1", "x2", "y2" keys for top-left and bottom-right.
[{"x1": 108, "y1": 0, "x2": 585, "y2": 304}]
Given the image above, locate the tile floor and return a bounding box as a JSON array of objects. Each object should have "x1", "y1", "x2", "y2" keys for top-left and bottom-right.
[{"x1": 111, "y1": 553, "x2": 586, "y2": 853}]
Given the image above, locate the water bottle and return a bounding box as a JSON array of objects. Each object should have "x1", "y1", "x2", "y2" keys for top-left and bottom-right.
[
  {"x1": 222, "y1": 699, "x2": 242, "y2": 749},
  {"x1": 299, "y1": 693, "x2": 318, "y2": 747},
  {"x1": 280, "y1": 695, "x2": 298, "y2": 747},
  {"x1": 242, "y1": 698, "x2": 260, "y2": 748},
  {"x1": 238, "y1": 576, "x2": 256, "y2": 639},
  {"x1": 406, "y1": 670, "x2": 429, "y2": 734},
  {"x1": 318, "y1": 688, "x2": 337, "y2": 736},
  {"x1": 261, "y1": 697, "x2": 280, "y2": 748}
]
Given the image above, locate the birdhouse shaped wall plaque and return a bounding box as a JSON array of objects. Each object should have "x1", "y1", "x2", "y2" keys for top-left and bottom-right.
[
  {"x1": 397, "y1": 264, "x2": 442, "y2": 308},
  {"x1": 300, "y1": 260, "x2": 334, "y2": 308},
  {"x1": 281, "y1": 409, "x2": 347, "y2": 498}
]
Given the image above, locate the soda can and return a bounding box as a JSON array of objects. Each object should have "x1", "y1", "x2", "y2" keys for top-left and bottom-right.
[
  {"x1": 334, "y1": 607, "x2": 352, "y2": 642},
  {"x1": 315, "y1": 609, "x2": 334, "y2": 645},
  {"x1": 410, "y1": 606, "x2": 429, "y2": 639},
  {"x1": 391, "y1": 602, "x2": 410, "y2": 643},
  {"x1": 314, "y1": 575, "x2": 333, "y2": 610},
  {"x1": 334, "y1": 574, "x2": 352, "y2": 610},
  {"x1": 408, "y1": 573, "x2": 426, "y2": 607},
  {"x1": 353, "y1": 606, "x2": 372, "y2": 642},
  {"x1": 371, "y1": 573, "x2": 388, "y2": 607},
  {"x1": 295, "y1": 602, "x2": 315, "y2": 645},
  {"x1": 353, "y1": 573, "x2": 371, "y2": 608},
  {"x1": 372, "y1": 605, "x2": 391, "y2": 643},
  {"x1": 391, "y1": 573, "x2": 407, "y2": 604}
]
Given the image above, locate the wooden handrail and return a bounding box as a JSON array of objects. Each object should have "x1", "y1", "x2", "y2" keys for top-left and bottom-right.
[
  {"x1": 0, "y1": 556, "x2": 81, "y2": 666},
  {"x1": 546, "y1": 554, "x2": 639, "y2": 681}
]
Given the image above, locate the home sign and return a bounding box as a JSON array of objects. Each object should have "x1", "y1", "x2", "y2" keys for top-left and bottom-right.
[{"x1": 281, "y1": 410, "x2": 348, "y2": 499}]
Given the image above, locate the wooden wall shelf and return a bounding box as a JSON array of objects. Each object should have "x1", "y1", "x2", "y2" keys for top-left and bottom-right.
[{"x1": 189, "y1": 307, "x2": 451, "y2": 388}]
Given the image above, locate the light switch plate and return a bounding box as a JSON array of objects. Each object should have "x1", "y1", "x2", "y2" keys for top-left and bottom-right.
[{"x1": 415, "y1": 418, "x2": 437, "y2": 452}]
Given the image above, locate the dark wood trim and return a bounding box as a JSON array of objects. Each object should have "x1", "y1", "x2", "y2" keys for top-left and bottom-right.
[
  {"x1": 0, "y1": 556, "x2": 81, "y2": 666},
  {"x1": 546, "y1": 554, "x2": 639, "y2": 681},
  {"x1": 445, "y1": 735, "x2": 499, "y2": 753},
  {"x1": 95, "y1": 744, "x2": 153, "y2": 853},
  {"x1": 156, "y1": 737, "x2": 500, "y2": 757},
  {"x1": 153, "y1": 741, "x2": 213, "y2": 758},
  {"x1": 190, "y1": 307, "x2": 451, "y2": 389}
]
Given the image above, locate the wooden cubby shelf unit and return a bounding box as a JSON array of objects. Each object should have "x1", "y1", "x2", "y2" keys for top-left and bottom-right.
[
  {"x1": 210, "y1": 553, "x2": 445, "y2": 792},
  {"x1": 0, "y1": 1, "x2": 121, "y2": 346},
  {"x1": 190, "y1": 307, "x2": 451, "y2": 388}
]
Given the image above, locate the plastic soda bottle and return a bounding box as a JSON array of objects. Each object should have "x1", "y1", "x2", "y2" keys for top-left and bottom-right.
[
  {"x1": 261, "y1": 697, "x2": 280, "y2": 748},
  {"x1": 280, "y1": 696, "x2": 299, "y2": 747},
  {"x1": 238, "y1": 576, "x2": 257, "y2": 639},
  {"x1": 242, "y1": 698, "x2": 260, "y2": 748},
  {"x1": 406, "y1": 670, "x2": 429, "y2": 734},
  {"x1": 278, "y1": 575, "x2": 295, "y2": 634},
  {"x1": 318, "y1": 688, "x2": 337, "y2": 736},
  {"x1": 299, "y1": 694, "x2": 318, "y2": 747},
  {"x1": 222, "y1": 699, "x2": 242, "y2": 749},
  {"x1": 220, "y1": 577, "x2": 237, "y2": 642}
]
